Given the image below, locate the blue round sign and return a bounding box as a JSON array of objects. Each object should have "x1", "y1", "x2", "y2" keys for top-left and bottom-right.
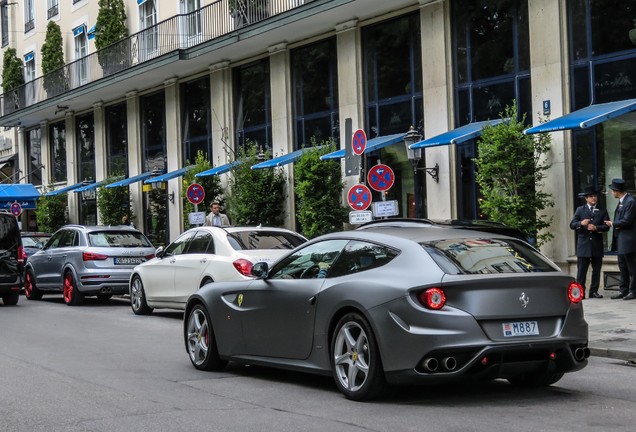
[
  {"x1": 367, "y1": 164, "x2": 395, "y2": 192},
  {"x1": 347, "y1": 184, "x2": 372, "y2": 211},
  {"x1": 186, "y1": 183, "x2": 205, "y2": 205},
  {"x1": 352, "y1": 129, "x2": 367, "y2": 156},
  {"x1": 10, "y1": 202, "x2": 22, "y2": 217}
]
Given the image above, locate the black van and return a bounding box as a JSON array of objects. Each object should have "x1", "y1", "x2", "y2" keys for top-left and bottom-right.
[{"x1": 0, "y1": 212, "x2": 26, "y2": 306}]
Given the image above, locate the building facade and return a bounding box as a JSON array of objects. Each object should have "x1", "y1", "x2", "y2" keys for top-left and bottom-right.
[{"x1": 1, "y1": 0, "x2": 636, "y2": 276}]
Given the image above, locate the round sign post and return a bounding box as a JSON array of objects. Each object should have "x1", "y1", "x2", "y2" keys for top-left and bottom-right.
[
  {"x1": 347, "y1": 184, "x2": 372, "y2": 211},
  {"x1": 186, "y1": 183, "x2": 205, "y2": 205},
  {"x1": 10, "y1": 202, "x2": 22, "y2": 217},
  {"x1": 367, "y1": 164, "x2": 395, "y2": 192},
  {"x1": 352, "y1": 129, "x2": 367, "y2": 156}
]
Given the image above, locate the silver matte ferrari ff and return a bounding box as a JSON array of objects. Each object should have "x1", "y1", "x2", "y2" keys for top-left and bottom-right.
[{"x1": 183, "y1": 220, "x2": 588, "y2": 401}]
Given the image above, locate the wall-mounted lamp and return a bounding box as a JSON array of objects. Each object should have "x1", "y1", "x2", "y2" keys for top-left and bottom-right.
[
  {"x1": 403, "y1": 125, "x2": 439, "y2": 183},
  {"x1": 168, "y1": 191, "x2": 175, "y2": 203},
  {"x1": 55, "y1": 104, "x2": 69, "y2": 115}
]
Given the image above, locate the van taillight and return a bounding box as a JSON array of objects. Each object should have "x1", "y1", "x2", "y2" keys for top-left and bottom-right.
[{"x1": 17, "y1": 246, "x2": 27, "y2": 264}]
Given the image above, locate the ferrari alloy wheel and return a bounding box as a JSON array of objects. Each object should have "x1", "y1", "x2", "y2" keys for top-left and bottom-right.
[
  {"x1": 331, "y1": 313, "x2": 385, "y2": 401},
  {"x1": 24, "y1": 269, "x2": 43, "y2": 300},
  {"x1": 185, "y1": 304, "x2": 227, "y2": 371},
  {"x1": 130, "y1": 276, "x2": 153, "y2": 315},
  {"x1": 63, "y1": 272, "x2": 83, "y2": 306}
]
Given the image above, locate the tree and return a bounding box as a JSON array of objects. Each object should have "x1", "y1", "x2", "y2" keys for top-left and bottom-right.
[
  {"x1": 41, "y1": 21, "x2": 66, "y2": 96},
  {"x1": 96, "y1": 176, "x2": 133, "y2": 226},
  {"x1": 294, "y1": 139, "x2": 348, "y2": 238},
  {"x1": 2, "y1": 48, "x2": 25, "y2": 111},
  {"x1": 35, "y1": 190, "x2": 68, "y2": 233},
  {"x1": 474, "y1": 103, "x2": 554, "y2": 246},
  {"x1": 227, "y1": 143, "x2": 286, "y2": 226},
  {"x1": 94, "y1": 0, "x2": 129, "y2": 70},
  {"x1": 182, "y1": 151, "x2": 225, "y2": 230}
]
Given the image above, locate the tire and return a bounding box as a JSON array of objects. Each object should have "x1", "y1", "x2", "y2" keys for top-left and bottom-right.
[
  {"x1": 507, "y1": 371, "x2": 564, "y2": 387},
  {"x1": 331, "y1": 312, "x2": 386, "y2": 401},
  {"x1": 185, "y1": 304, "x2": 227, "y2": 371},
  {"x1": 96, "y1": 294, "x2": 113, "y2": 301},
  {"x1": 63, "y1": 272, "x2": 84, "y2": 306},
  {"x1": 130, "y1": 276, "x2": 153, "y2": 315},
  {"x1": 24, "y1": 269, "x2": 43, "y2": 300},
  {"x1": 2, "y1": 291, "x2": 19, "y2": 306}
]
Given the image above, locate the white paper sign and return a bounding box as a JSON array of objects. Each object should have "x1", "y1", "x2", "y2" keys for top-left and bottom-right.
[
  {"x1": 188, "y1": 211, "x2": 206, "y2": 225},
  {"x1": 372, "y1": 200, "x2": 398, "y2": 217},
  {"x1": 349, "y1": 211, "x2": 373, "y2": 224}
]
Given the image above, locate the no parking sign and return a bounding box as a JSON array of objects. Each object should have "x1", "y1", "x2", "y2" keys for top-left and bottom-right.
[{"x1": 10, "y1": 202, "x2": 22, "y2": 217}]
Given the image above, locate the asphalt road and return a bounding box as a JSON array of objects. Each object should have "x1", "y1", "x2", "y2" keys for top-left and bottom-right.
[{"x1": 1, "y1": 296, "x2": 635, "y2": 432}]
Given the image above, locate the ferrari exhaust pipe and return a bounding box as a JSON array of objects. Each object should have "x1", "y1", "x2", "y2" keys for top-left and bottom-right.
[
  {"x1": 583, "y1": 347, "x2": 590, "y2": 358},
  {"x1": 442, "y1": 357, "x2": 457, "y2": 371},
  {"x1": 422, "y1": 357, "x2": 439, "y2": 372},
  {"x1": 574, "y1": 347, "x2": 586, "y2": 361}
]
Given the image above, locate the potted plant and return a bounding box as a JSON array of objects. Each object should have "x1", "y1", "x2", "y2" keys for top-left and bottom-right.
[
  {"x1": 94, "y1": 0, "x2": 129, "y2": 75},
  {"x1": 2, "y1": 48, "x2": 25, "y2": 112},
  {"x1": 41, "y1": 21, "x2": 67, "y2": 97}
]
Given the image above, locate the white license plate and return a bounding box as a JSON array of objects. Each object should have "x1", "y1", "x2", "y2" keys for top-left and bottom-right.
[
  {"x1": 114, "y1": 257, "x2": 145, "y2": 265},
  {"x1": 502, "y1": 321, "x2": 539, "y2": 337}
]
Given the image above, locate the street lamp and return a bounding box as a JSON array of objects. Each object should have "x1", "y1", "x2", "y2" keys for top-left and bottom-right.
[{"x1": 403, "y1": 125, "x2": 439, "y2": 183}]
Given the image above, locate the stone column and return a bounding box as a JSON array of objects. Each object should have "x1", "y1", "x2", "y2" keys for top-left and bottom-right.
[
  {"x1": 164, "y1": 77, "x2": 183, "y2": 241},
  {"x1": 269, "y1": 42, "x2": 295, "y2": 229},
  {"x1": 420, "y1": 0, "x2": 453, "y2": 219},
  {"x1": 126, "y1": 90, "x2": 145, "y2": 232},
  {"x1": 209, "y1": 61, "x2": 233, "y2": 191}
]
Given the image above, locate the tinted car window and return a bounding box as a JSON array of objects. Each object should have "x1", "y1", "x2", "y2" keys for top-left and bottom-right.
[
  {"x1": 164, "y1": 232, "x2": 195, "y2": 256},
  {"x1": 269, "y1": 240, "x2": 348, "y2": 279},
  {"x1": 227, "y1": 231, "x2": 305, "y2": 251},
  {"x1": 188, "y1": 231, "x2": 213, "y2": 254},
  {"x1": 423, "y1": 238, "x2": 559, "y2": 275},
  {"x1": 0, "y1": 215, "x2": 20, "y2": 251},
  {"x1": 88, "y1": 231, "x2": 152, "y2": 248},
  {"x1": 329, "y1": 240, "x2": 400, "y2": 278},
  {"x1": 45, "y1": 230, "x2": 65, "y2": 249},
  {"x1": 58, "y1": 230, "x2": 77, "y2": 248}
]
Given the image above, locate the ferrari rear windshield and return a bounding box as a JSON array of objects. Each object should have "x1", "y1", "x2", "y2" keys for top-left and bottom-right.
[{"x1": 422, "y1": 238, "x2": 559, "y2": 274}]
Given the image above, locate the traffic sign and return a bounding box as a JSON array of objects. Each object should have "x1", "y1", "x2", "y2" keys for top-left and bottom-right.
[
  {"x1": 347, "y1": 184, "x2": 372, "y2": 211},
  {"x1": 10, "y1": 201, "x2": 22, "y2": 217},
  {"x1": 349, "y1": 211, "x2": 373, "y2": 225},
  {"x1": 186, "y1": 183, "x2": 205, "y2": 205},
  {"x1": 352, "y1": 129, "x2": 367, "y2": 156},
  {"x1": 367, "y1": 164, "x2": 395, "y2": 192}
]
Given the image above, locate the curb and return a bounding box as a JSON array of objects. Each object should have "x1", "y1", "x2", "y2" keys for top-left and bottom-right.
[{"x1": 589, "y1": 347, "x2": 636, "y2": 362}]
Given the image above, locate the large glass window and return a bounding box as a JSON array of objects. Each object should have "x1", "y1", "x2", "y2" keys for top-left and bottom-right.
[
  {"x1": 24, "y1": 0, "x2": 34, "y2": 33},
  {"x1": 181, "y1": 76, "x2": 211, "y2": 163},
  {"x1": 76, "y1": 112, "x2": 96, "y2": 225},
  {"x1": 24, "y1": 52, "x2": 36, "y2": 104},
  {"x1": 291, "y1": 38, "x2": 339, "y2": 148},
  {"x1": 452, "y1": 0, "x2": 531, "y2": 219},
  {"x1": 234, "y1": 58, "x2": 271, "y2": 152},
  {"x1": 568, "y1": 0, "x2": 636, "y2": 251},
  {"x1": 73, "y1": 26, "x2": 88, "y2": 85},
  {"x1": 26, "y1": 128, "x2": 42, "y2": 186},
  {"x1": 140, "y1": 91, "x2": 166, "y2": 172},
  {"x1": 139, "y1": 0, "x2": 158, "y2": 60},
  {"x1": 363, "y1": 13, "x2": 424, "y2": 218},
  {"x1": 106, "y1": 103, "x2": 128, "y2": 176},
  {"x1": 49, "y1": 121, "x2": 66, "y2": 183},
  {"x1": 1, "y1": 3, "x2": 8, "y2": 47}
]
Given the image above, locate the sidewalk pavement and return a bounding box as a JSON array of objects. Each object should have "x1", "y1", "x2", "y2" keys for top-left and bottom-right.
[{"x1": 584, "y1": 288, "x2": 636, "y2": 361}]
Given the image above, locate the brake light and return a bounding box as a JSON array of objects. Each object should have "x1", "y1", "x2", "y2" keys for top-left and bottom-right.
[
  {"x1": 17, "y1": 246, "x2": 27, "y2": 264},
  {"x1": 568, "y1": 281, "x2": 584, "y2": 303},
  {"x1": 145, "y1": 254, "x2": 156, "y2": 260},
  {"x1": 83, "y1": 252, "x2": 108, "y2": 261},
  {"x1": 233, "y1": 258, "x2": 254, "y2": 277},
  {"x1": 418, "y1": 287, "x2": 446, "y2": 310}
]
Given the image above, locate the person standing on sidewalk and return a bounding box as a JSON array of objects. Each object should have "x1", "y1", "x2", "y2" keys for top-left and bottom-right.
[
  {"x1": 605, "y1": 178, "x2": 636, "y2": 300},
  {"x1": 570, "y1": 186, "x2": 610, "y2": 299}
]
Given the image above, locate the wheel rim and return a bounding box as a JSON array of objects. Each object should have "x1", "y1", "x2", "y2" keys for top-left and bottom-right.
[
  {"x1": 63, "y1": 274, "x2": 73, "y2": 303},
  {"x1": 333, "y1": 321, "x2": 370, "y2": 392},
  {"x1": 131, "y1": 278, "x2": 143, "y2": 311},
  {"x1": 186, "y1": 308, "x2": 209, "y2": 366},
  {"x1": 24, "y1": 272, "x2": 33, "y2": 297}
]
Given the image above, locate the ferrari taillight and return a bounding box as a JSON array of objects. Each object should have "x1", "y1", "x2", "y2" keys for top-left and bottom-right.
[
  {"x1": 233, "y1": 259, "x2": 254, "y2": 277},
  {"x1": 568, "y1": 281, "x2": 584, "y2": 304},
  {"x1": 418, "y1": 287, "x2": 446, "y2": 310}
]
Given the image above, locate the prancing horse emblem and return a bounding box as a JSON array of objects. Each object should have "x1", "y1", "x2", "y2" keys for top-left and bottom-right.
[
  {"x1": 238, "y1": 293, "x2": 244, "y2": 307},
  {"x1": 519, "y1": 292, "x2": 530, "y2": 308}
]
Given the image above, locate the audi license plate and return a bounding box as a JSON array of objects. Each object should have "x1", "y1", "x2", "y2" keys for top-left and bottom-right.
[
  {"x1": 114, "y1": 257, "x2": 145, "y2": 265},
  {"x1": 502, "y1": 321, "x2": 539, "y2": 337}
]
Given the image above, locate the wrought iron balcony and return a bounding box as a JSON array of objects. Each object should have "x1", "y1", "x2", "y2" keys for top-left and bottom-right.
[
  {"x1": 47, "y1": 4, "x2": 59, "y2": 20},
  {"x1": 24, "y1": 19, "x2": 35, "y2": 34},
  {"x1": 1, "y1": 0, "x2": 310, "y2": 118}
]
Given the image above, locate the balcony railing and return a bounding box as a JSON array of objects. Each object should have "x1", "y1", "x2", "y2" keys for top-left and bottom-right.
[
  {"x1": 47, "y1": 4, "x2": 59, "y2": 20},
  {"x1": 1, "y1": 0, "x2": 310, "y2": 118},
  {"x1": 24, "y1": 19, "x2": 35, "y2": 33}
]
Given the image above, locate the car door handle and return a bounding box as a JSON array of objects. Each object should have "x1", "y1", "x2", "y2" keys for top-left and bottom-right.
[
  {"x1": 200, "y1": 258, "x2": 207, "y2": 263},
  {"x1": 170, "y1": 259, "x2": 176, "y2": 264},
  {"x1": 308, "y1": 296, "x2": 316, "y2": 305}
]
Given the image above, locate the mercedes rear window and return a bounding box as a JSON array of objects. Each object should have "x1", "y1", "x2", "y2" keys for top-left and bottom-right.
[
  {"x1": 422, "y1": 238, "x2": 559, "y2": 274},
  {"x1": 88, "y1": 231, "x2": 152, "y2": 248},
  {"x1": 227, "y1": 231, "x2": 305, "y2": 251}
]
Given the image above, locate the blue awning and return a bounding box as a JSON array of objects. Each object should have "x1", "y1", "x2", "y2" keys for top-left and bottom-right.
[
  {"x1": 74, "y1": 180, "x2": 106, "y2": 193},
  {"x1": 24, "y1": 51, "x2": 34, "y2": 62},
  {"x1": 0, "y1": 184, "x2": 40, "y2": 210},
  {"x1": 524, "y1": 98, "x2": 636, "y2": 135},
  {"x1": 73, "y1": 24, "x2": 86, "y2": 37},
  {"x1": 196, "y1": 161, "x2": 240, "y2": 177},
  {"x1": 410, "y1": 119, "x2": 505, "y2": 149},
  {"x1": 144, "y1": 166, "x2": 195, "y2": 184},
  {"x1": 45, "y1": 182, "x2": 85, "y2": 196},
  {"x1": 320, "y1": 133, "x2": 406, "y2": 160},
  {"x1": 252, "y1": 146, "x2": 326, "y2": 169},
  {"x1": 87, "y1": 25, "x2": 96, "y2": 41},
  {"x1": 105, "y1": 172, "x2": 153, "y2": 188}
]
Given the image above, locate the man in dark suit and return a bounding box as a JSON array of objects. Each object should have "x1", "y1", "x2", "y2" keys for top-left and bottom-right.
[
  {"x1": 605, "y1": 178, "x2": 636, "y2": 300},
  {"x1": 570, "y1": 186, "x2": 610, "y2": 298}
]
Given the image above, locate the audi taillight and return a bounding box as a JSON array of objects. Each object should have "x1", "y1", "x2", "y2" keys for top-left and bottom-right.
[
  {"x1": 145, "y1": 254, "x2": 155, "y2": 260},
  {"x1": 568, "y1": 281, "x2": 584, "y2": 304},
  {"x1": 17, "y1": 246, "x2": 27, "y2": 264},
  {"x1": 83, "y1": 252, "x2": 108, "y2": 261},
  {"x1": 233, "y1": 259, "x2": 254, "y2": 277},
  {"x1": 418, "y1": 287, "x2": 446, "y2": 310}
]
